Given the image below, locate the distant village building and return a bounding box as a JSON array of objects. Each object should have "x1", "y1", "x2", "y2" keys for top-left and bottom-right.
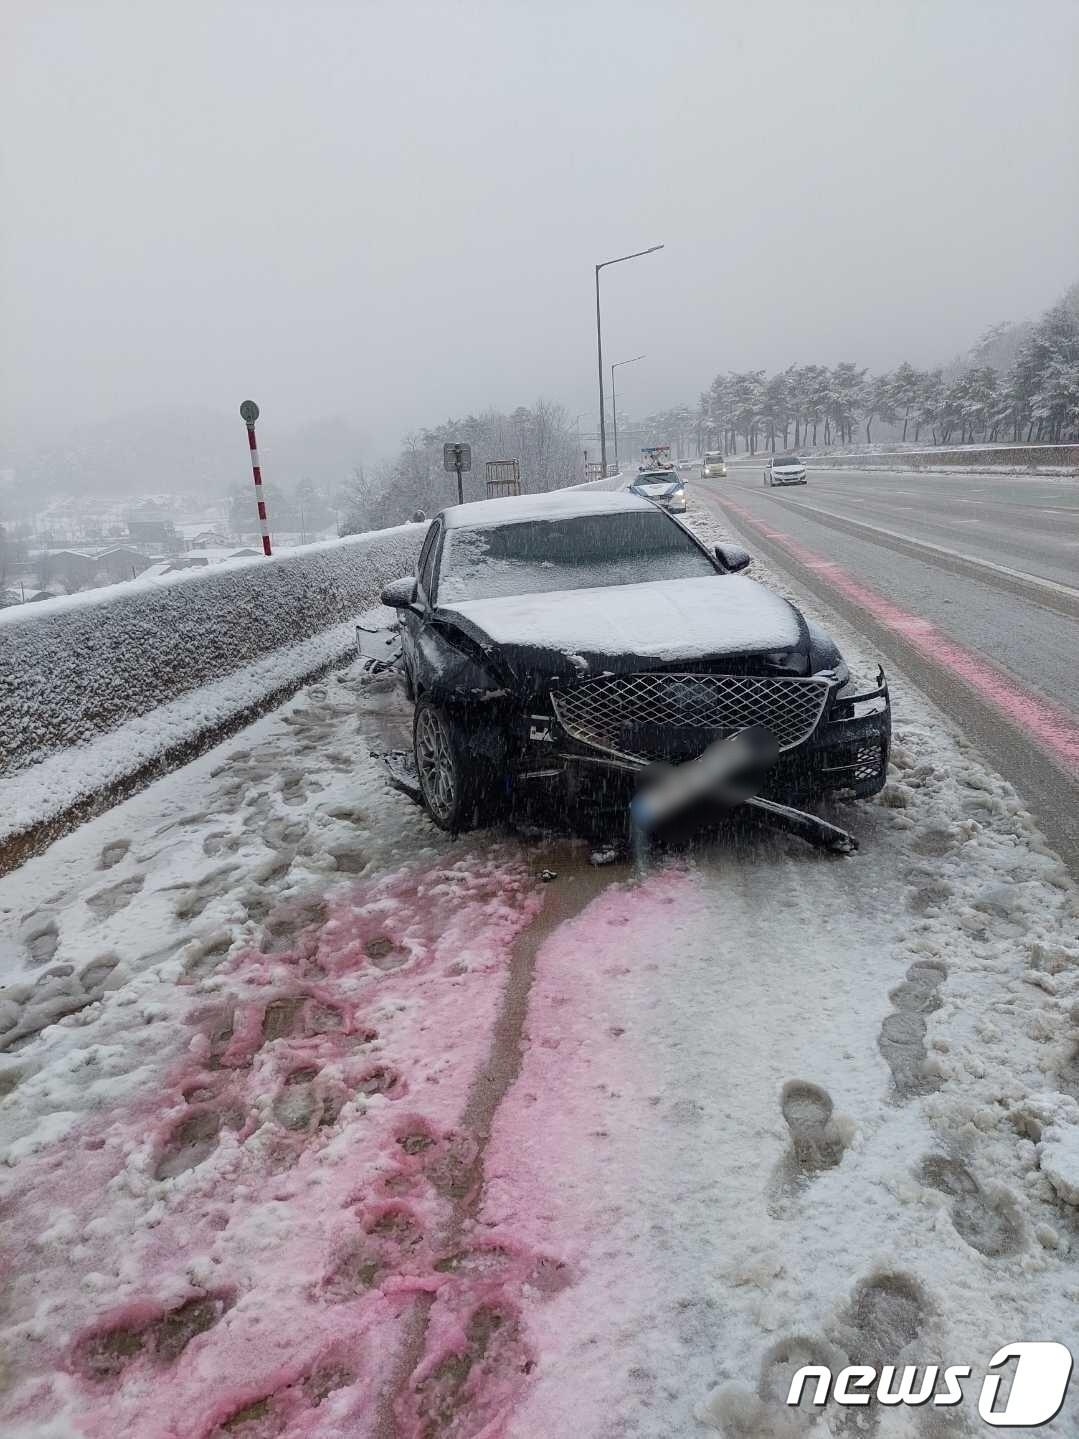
[
  {"x1": 95, "y1": 547, "x2": 156, "y2": 583},
  {"x1": 37, "y1": 550, "x2": 97, "y2": 590},
  {"x1": 34, "y1": 545, "x2": 157, "y2": 592},
  {"x1": 126, "y1": 518, "x2": 183, "y2": 552}
]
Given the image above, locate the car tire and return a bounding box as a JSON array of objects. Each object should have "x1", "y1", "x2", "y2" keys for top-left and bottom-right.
[{"x1": 413, "y1": 700, "x2": 497, "y2": 833}]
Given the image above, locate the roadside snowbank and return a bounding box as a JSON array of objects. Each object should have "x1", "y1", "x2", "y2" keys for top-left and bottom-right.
[{"x1": 0, "y1": 523, "x2": 424, "y2": 778}]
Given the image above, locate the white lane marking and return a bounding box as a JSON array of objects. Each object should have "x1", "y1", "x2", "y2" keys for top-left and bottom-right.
[{"x1": 767, "y1": 499, "x2": 1079, "y2": 600}]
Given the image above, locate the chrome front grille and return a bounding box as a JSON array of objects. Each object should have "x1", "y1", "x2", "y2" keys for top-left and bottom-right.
[{"x1": 550, "y1": 672, "x2": 831, "y2": 763}]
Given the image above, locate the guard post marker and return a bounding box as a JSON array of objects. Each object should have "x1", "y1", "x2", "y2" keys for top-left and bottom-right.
[{"x1": 240, "y1": 399, "x2": 272, "y2": 555}]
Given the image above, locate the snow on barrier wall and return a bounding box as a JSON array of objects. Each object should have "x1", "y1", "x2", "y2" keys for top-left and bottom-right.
[
  {"x1": 730, "y1": 444, "x2": 1079, "y2": 472},
  {"x1": 0, "y1": 523, "x2": 425, "y2": 778},
  {"x1": 567, "y1": 471, "x2": 629, "y2": 492},
  {"x1": 808, "y1": 443, "x2": 1079, "y2": 471}
]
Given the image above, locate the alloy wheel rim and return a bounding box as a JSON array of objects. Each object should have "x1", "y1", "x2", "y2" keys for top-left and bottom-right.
[{"x1": 416, "y1": 707, "x2": 456, "y2": 821}]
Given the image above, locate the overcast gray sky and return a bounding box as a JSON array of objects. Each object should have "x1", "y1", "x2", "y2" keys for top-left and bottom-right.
[{"x1": 3, "y1": 0, "x2": 1078, "y2": 456}]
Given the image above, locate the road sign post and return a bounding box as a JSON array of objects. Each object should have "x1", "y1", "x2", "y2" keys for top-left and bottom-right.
[
  {"x1": 239, "y1": 400, "x2": 272, "y2": 555},
  {"x1": 442, "y1": 442, "x2": 472, "y2": 505}
]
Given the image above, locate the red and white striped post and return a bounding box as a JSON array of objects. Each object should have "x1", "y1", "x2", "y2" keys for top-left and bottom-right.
[{"x1": 239, "y1": 399, "x2": 272, "y2": 555}]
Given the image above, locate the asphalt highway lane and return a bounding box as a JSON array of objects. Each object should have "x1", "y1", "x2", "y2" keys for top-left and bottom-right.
[
  {"x1": 695, "y1": 466, "x2": 1079, "y2": 872},
  {"x1": 737, "y1": 466, "x2": 1079, "y2": 587}
]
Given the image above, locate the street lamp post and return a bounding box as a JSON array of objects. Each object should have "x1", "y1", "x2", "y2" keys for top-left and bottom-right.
[
  {"x1": 595, "y1": 245, "x2": 663, "y2": 476},
  {"x1": 611, "y1": 355, "x2": 646, "y2": 474}
]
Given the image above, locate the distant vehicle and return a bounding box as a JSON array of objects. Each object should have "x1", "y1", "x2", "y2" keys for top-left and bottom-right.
[
  {"x1": 765, "y1": 454, "x2": 808, "y2": 486},
  {"x1": 629, "y1": 469, "x2": 687, "y2": 513},
  {"x1": 632, "y1": 445, "x2": 685, "y2": 512},
  {"x1": 702, "y1": 452, "x2": 727, "y2": 478}
]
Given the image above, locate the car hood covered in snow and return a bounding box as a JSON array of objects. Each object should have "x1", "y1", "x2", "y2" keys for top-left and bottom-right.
[{"x1": 439, "y1": 574, "x2": 804, "y2": 670}]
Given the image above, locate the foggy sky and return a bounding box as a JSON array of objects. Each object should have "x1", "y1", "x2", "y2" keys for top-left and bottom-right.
[{"x1": 3, "y1": 0, "x2": 1078, "y2": 459}]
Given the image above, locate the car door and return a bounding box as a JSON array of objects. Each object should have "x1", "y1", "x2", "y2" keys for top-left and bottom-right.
[{"x1": 401, "y1": 518, "x2": 443, "y2": 687}]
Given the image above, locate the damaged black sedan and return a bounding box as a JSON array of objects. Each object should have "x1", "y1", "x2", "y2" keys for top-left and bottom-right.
[{"x1": 378, "y1": 490, "x2": 890, "y2": 834}]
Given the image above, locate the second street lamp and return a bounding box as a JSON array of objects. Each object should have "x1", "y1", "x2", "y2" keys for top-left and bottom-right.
[
  {"x1": 611, "y1": 355, "x2": 646, "y2": 474},
  {"x1": 594, "y1": 244, "x2": 663, "y2": 476}
]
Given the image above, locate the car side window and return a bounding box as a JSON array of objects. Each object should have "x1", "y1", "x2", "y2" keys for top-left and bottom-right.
[{"x1": 416, "y1": 520, "x2": 442, "y2": 602}]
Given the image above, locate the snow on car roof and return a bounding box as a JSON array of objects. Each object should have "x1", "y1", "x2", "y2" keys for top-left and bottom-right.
[{"x1": 441, "y1": 489, "x2": 655, "y2": 529}]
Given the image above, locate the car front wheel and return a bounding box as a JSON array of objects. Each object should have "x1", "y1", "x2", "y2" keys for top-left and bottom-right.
[{"x1": 413, "y1": 700, "x2": 496, "y2": 832}]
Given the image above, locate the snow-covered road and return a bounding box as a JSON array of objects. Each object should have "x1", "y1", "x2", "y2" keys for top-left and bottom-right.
[{"x1": 2, "y1": 510, "x2": 1078, "y2": 1436}]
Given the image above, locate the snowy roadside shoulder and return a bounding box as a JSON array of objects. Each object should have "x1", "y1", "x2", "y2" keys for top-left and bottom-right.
[
  {"x1": 0, "y1": 615, "x2": 383, "y2": 850},
  {"x1": 0, "y1": 663, "x2": 564, "y2": 1438}
]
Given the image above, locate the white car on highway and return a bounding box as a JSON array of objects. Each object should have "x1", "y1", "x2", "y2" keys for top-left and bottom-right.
[{"x1": 765, "y1": 454, "x2": 808, "y2": 486}]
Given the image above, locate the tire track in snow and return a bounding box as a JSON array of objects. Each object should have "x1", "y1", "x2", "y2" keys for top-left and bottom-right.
[{"x1": 385, "y1": 845, "x2": 624, "y2": 1439}]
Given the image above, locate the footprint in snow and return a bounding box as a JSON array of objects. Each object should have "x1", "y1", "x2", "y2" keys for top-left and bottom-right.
[
  {"x1": 879, "y1": 960, "x2": 947, "y2": 1099},
  {"x1": 22, "y1": 912, "x2": 60, "y2": 965},
  {"x1": 86, "y1": 873, "x2": 145, "y2": 919},
  {"x1": 154, "y1": 1108, "x2": 226, "y2": 1180},
  {"x1": 321, "y1": 1202, "x2": 428, "y2": 1299},
  {"x1": 271, "y1": 1065, "x2": 349, "y2": 1133},
  {"x1": 181, "y1": 933, "x2": 234, "y2": 983},
  {"x1": 843, "y1": 1270, "x2": 928, "y2": 1369},
  {"x1": 364, "y1": 934, "x2": 407, "y2": 971},
  {"x1": 173, "y1": 864, "x2": 241, "y2": 921},
  {"x1": 73, "y1": 1293, "x2": 232, "y2": 1380},
  {"x1": 780, "y1": 1081, "x2": 849, "y2": 1177},
  {"x1": 98, "y1": 838, "x2": 131, "y2": 870},
  {"x1": 206, "y1": 1349, "x2": 359, "y2": 1438},
  {"x1": 918, "y1": 1154, "x2": 1023, "y2": 1258}
]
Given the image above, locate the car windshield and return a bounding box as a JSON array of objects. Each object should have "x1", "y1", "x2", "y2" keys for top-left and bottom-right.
[
  {"x1": 775, "y1": 455, "x2": 803, "y2": 466},
  {"x1": 437, "y1": 510, "x2": 715, "y2": 603}
]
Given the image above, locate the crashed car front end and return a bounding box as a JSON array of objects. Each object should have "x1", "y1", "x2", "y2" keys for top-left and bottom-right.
[
  {"x1": 516, "y1": 661, "x2": 890, "y2": 804},
  {"x1": 406, "y1": 605, "x2": 891, "y2": 813}
]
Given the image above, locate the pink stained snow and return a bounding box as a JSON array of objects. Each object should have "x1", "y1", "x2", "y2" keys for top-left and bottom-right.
[{"x1": 0, "y1": 852, "x2": 543, "y2": 1439}]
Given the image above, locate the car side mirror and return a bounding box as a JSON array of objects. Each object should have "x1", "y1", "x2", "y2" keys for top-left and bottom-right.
[
  {"x1": 381, "y1": 576, "x2": 418, "y2": 608},
  {"x1": 714, "y1": 543, "x2": 751, "y2": 573}
]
